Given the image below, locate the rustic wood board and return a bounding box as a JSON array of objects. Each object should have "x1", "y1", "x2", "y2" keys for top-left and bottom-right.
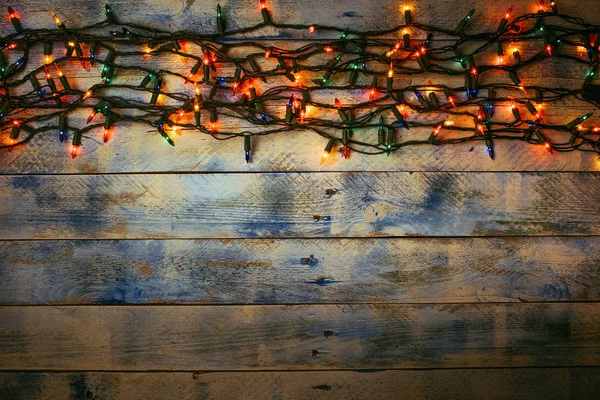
[
  {"x1": 1, "y1": 237, "x2": 598, "y2": 305},
  {"x1": 2, "y1": 0, "x2": 594, "y2": 39},
  {"x1": 1, "y1": 369, "x2": 599, "y2": 400},
  {"x1": 1, "y1": 303, "x2": 598, "y2": 370},
  {"x1": 2, "y1": 172, "x2": 600, "y2": 239}
]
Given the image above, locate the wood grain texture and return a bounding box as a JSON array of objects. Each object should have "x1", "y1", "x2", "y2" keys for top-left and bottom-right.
[
  {"x1": 1, "y1": 0, "x2": 594, "y2": 39},
  {"x1": 1, "y1": 369, "x2": 599, "y2": 400},
  {"x1": 1, "y1": 303, "x2": 599, "y2": 370},
  {"x1": 1, "y1": 237, "x2": 598, "y2": 305},
  {"x1": 2, "y1": 172, "x2": 600, "y2": 239}
]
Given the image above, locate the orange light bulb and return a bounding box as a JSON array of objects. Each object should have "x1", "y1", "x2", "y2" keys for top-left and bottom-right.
[{"x1": 51, "y1": 12, "x2": 61, "y2": 25}]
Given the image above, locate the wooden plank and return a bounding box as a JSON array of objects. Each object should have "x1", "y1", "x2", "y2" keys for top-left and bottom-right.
[
  {"x1": 3, "y1": 123, "x2": 599, "y2": 174},
  {"x1": 2, "y1": 0, "x2": 595, "y2": 39},
  {"x1": 1, "y1": 369, "x2": 599, "y2": 400},
  {"x1": 1, "y1": 237, "x2": 598, "y2": 305},
  {"x1": 2, "y1": 172, "x2": 600, "y2": 239},
  {"x1": 0, "y1": 303, "x2": 599, "y2": 370}
]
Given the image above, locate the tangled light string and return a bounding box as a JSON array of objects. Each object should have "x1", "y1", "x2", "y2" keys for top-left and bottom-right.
[{"x1": 0, "y1": 2, "x2": 599, "y2": 161}]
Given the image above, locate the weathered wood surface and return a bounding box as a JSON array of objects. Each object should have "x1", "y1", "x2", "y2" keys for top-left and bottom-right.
[
  {"x1": 4, "y1": 123, "x2": 598, "y2": 174},
  {"x1": 1, "y1": 237, "x2": 598, "y2": 305},
  {"x1": 2, "y1": 0, "x2": 594, "y2": 39},
  {"x1": 1, "y1": 369, "x2": 599, "y2": 400},
  {"x1": 2, "y1": 172, "x2": 600, "y2": 239},
  {"x1": 1, "y1": 0, "x2": 599, "y2": 396},
  {"x1": 1, "y1": 303, "x2": 599, "y2": 370}
]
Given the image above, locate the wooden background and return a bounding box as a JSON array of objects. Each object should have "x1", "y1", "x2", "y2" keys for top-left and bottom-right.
[{"x1": 1, "y1": 0, "x2": 599, "y2": 398}]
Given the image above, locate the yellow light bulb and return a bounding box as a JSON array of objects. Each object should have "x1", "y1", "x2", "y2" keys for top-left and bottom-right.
[{"x1": 51, "y1": 12, "x2": 61, "y2": 25}]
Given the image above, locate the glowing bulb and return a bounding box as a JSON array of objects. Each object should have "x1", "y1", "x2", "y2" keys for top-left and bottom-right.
[
  {"x1": 264, "y1": 49, "x2": 271, "y2": 58},
  {"x1": 45, "y1": 55, "x2": 52, "y2": 64},
  {"x1": 68, "y1": 41, "x2": 75, "y2": 47},
  {"x1": 324, "y1": 46, "x2": 334, "y2": 53},
  {"x1": 497, "y1": 56, "x2": 504, "y2": 65},
  {"x1": 82, "y1": 90, "x2": 92, "y2": 100},
  {"x1": 308, "y1": 25, "x2": 315, "y2": 33},
  {"x1": 71, "y1": 145, "x2": 79, "y2": 159},
  {"x1": 388, "y1": 63, "x2": 393, "y2": 78},
  {"x1": 55, "y1": 64, "x2": 63, "y2": 77},
  {"x1": 260, "y1": 0, "x2": 266, "y2": 9},
  {"x1": 398, "y1": 104, "x2": 407, "y2": 117},
  {"x1": 444, "y1": 120, "x2": 454, "y2": 126},
  {"x1": 51, "y1": 12, "x2": 61, "y2": 25}
]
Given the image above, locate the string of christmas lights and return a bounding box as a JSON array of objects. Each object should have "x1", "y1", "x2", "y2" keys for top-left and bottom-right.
[{"x1": 0, "y1": 1, "x2": 599, "y2": 162}]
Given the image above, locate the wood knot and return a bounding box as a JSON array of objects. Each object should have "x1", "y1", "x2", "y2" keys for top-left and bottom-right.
[{"x1": 325, "y1": 188, "x2": 339, "y2": 197}]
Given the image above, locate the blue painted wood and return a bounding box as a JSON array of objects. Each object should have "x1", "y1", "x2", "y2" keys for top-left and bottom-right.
[
  {"x1": 0, "y1": 303, "x2": 598, "y2": 370},
  {"x1": 1, "y1": 368, "x2": 599, "y2": 400},
  {"x1": 0, "y1": 238, "x2": 597, "y2": 305},
  {"x1": 2, "y1": 173, "x2": 600, "y2": 239}
]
